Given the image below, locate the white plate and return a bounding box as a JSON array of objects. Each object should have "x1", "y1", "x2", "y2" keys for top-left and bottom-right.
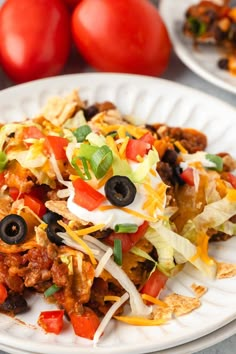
[
  {"x1": 0, "y1": 73, "x2": 235, "y2": 354},
  {"x1": 0, "y1": 320, "x2": 235, "y2": 354},
  {"x1": 159, "y1": 0, "x2": 236, "y2": 94}
]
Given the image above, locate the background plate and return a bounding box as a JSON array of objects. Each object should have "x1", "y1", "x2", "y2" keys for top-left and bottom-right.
[
  {"x1": 159, "y1": 0, "x2": 236, "y2": 94},
  {"x1": 0, "y1": 73, "x2": 235, "y2": 354}
]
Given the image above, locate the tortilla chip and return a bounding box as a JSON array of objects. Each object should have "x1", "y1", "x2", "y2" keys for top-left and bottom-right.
[
  {"x1": 152, "y1": 305, "x2": 172, "y2": 321},
  {"x1": 163, "y1": 293, "x2": 201, "y2": 316},
  {"x1": 41, "y1": 90, "x2": 84, "y2": 126},
  {"x1": 0, "y1": 195, "x2": 12, "y2": 219},
  {"x1": 191, "y1": 283, "x2": 208, "y2": 298},
  {"x1": 45, "y1": 200, "x2": 88, "y2": 225},
  {"x1": 216, "y1": 262, "x2": 236, "y2": 279}
]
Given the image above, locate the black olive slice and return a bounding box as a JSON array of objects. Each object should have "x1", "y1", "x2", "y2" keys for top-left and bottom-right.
[
  {"x1": 42, "y1": 211, "x2": 61, "y2": 224},
  {"x1": 0, "y1": 214, "x2": 27, "y2": 245},
  {"x1": 43, "y1": 212, "x2": 65, "y2": 246},
  {"x1": 104, "y1": 175, "x2": 136, "y2": 207}
]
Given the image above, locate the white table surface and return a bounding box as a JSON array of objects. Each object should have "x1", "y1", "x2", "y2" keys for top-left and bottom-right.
[{"x1": 0, "y1": 0, "x2": 235, "y2": 353}]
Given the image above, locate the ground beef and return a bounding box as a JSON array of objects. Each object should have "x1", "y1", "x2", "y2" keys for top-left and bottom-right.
[{"x1": 152, "y1": 124, "x2": 207, "y2": 153}]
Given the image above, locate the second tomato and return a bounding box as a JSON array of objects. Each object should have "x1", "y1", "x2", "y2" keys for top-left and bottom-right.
[
  {"x1": 71, "y1": 0, "x2": 171, "y2": 76},
  {"x1": 0, "y1": 0, "x2": 71, "y2": 83}
]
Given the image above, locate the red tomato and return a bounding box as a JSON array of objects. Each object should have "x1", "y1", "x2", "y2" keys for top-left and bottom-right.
[
  {"x1": 0, "y1": 283, "x2": 8, "y2": 304},
  {"x1": 0, "y1": 0, "x2": 71, "y2": 83},
  {"x1": 24, "y1": 194, "x2": 47, "y2": 218},
  {"x1": 38, "y1": 310, "x2": 64, "y2": 335},
  {"x1": 73, "y1": 178, "x2": 106, "y2": 211},
  {"x1": 22, "y1": 126, "x2": 45, "y2": 140},
  {"x1": 70, "y1": 307, "x2": 100, "y2": 340},
  {"x1": 180, "y1": 168, "x2": 195, "y2": 186},
  {"x1": 0, "y1": 172, "x2": 5, "y2": 187},
  {"x1": 227, "y1": 173, "x2": 236, "y2": 189},
  {"x1": 126, "y1": 139, "x2": 150, "y2": 162},
  {"x1": 9, "y1": 187, "x2": 23, "y2": 201},
  {"x1": 71, "y1": 0, "x2": 171, "y2": 76},
  {"x1": 106, "y1": 221, "x2": 149, "y2": 253},
  {"x1": 44, "y1": 136, "x2": 69, "y2": 160},
  {"x1": 141, "y1": 269, "x2": 168, "y2": 298},
  {"x1": 139, "y1": 132, "x2": 156, "y2": 146}
]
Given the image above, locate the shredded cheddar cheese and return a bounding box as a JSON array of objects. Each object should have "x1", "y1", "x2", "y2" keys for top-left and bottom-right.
[
  {"x1": 114, "y1": 316, "x2": 166, "y2": 326},
  {"x1": 174, "y1": 141, "x2": 188, "y2": 154},
  {"x1": 141, "y1": 294, "x2": 168, "y2": 307},
  {"x1": 75, "y1": 223, "x2": 106, "y2": 236},
  {"x1": 104, "y1": 295, "x2": 121, "y2": 302},
  {"x1": 58, "y1": 221, "x2": 97, "y2": 265}
]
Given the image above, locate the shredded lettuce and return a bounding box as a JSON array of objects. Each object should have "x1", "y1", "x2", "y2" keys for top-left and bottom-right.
[
  {"x1": 0, "y1": 123, "x2": 21, "y2": 150},
  {"x1": 150, "y1": 221, "x2": 217, "y2": 278},
  {"x1": 7, "y1": 142, "x2": 47, "y2": 168},
  {"x1": 63, "y1": 110, "x2": 87, "y2": 129},
  {"x1": 112, "y1": 153, "x2": 133, "y2": 178},
  {"x1": 180, "y1": 151, "x2": 216, "y2": 169},
  {"x1": 215, "y1": 221, "x2": 236, "y2": 236},
  {"x1": 184, "y1": 191, "x2": 236, "y2": 238},
  {"x1": 144, "y1": 227, "x2": 175, "y2": 272},
  {"x1": 131, "y1": 246, "x2": 157, "y2": 264},
  {"x1": 130, "y1": 148, "x2": 160, "y2": 183}
]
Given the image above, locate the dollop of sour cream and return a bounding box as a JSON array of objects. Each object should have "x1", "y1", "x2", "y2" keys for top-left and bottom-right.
[{"x1": 67, "y1": 163, "x2": 166, "y2": 229}]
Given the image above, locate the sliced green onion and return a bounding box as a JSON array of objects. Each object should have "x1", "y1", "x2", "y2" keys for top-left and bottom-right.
[
  {"x1": 0, "y1": 151, "x2": 8, "y2": 172},
  {"x1": 78, "y1": 143, "x2": 98, "y2": 160},
  {"x1": 44, "y1": 284, "x2": 61, "y2": 298},
  {"x1": 114, "y1": 239, "x2": 122, "y2": 266},
  {"x1": 106, "y1": 131, "x2": 118, "y2": 138},
  {"x1": 206, "y1": 153, "x2": 223, "y2": 172},
  {"x1": 71, "y1": 156, "x2": 91, "y2": 180},
  {"x1": 73, "y1": 125, "x2": 92, "y2": 142},
  {"x1": 188, "y1": 17, "x2": 207, "y2": 37},
  {"x1": 90, "y1": 145, "x2": 113, "y2": 179},
  {"x1": 114, "y1": 223, "x2": 138, "y2": 233}
]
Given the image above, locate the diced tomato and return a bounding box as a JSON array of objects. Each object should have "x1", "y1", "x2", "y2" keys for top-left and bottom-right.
[
  {"x1": 126, "y1": 139, "x2": 149, "y2": 162},
  {"x1": 44, "y1": 136, "x2": 69, "y2": 160},
  {"x1": 180, "y1": 168, "x2": 195, "y2": 186},
  {"x1": 73, "y1": 178, "x2": 106, "y2": 211},
  {"x1": 22, "y1": 126, "x2": 45, "y2": 140},
  {"x1": 70, "y1": 307, "x2": 100, "y2": 340},
  {"x1": 227, "y1": 173, "x2": 236, "y2": 189},
  {"x1": 9, "y1": 187, "x2": 23, "y2": 201},
  {"x1": 106, "y1": 221, "x2": 149, "y2": 253},
  {"x1": 0, "y1": 172, "x2": 5, "y2": 187},
  {"x1": 38, "y1": 310, "x2": 64, "y2": 335},
  {"x1": 126, "y1": 133, "x2": 155, "y2": 162},
  {"x1": 130, "y1": 220, "x2": 149, "y2": 244},
  {"x1": 141, "y1": 269, "x2": 168, "y2": 298},
  {"x1": 139, "y1": 132, "x2": 156, "y2": 145},
  {"x1": 0, "y1": 283, "x2": 8, "y2": 304},
  {"x1": 24, "y1": 194, "x2": 47, "y2": 218}
]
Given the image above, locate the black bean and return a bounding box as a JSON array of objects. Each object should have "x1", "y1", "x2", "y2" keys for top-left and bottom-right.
[
  {"x1": 218, "y1": 58, "x2": 229, "y2": 70},
  {"x1": 83, "y1": 105, "x2": 99, "y2": 121},
  {"x1": 172, "y1": 166, "x2": 185, "y2": 186},
  {"x1": 0, "y1": 293, "x2": 28, "y2": 314},
  {"x1": 162, "y1": 149, "x2": 178, "y2": 165},
  {"x1": 214, "y1": 26, "x2": 228, "y2": 42}
]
